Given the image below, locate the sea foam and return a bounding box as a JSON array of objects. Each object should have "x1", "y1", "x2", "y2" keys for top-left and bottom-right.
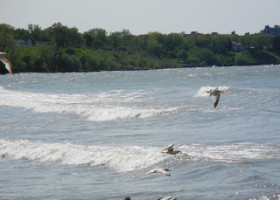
[
  {"x1": 0, "y1": 139, "x2": 168, "y2": 172},
  {"x1": 0, "y1": 87, "x2": 179, "y2": 121},
  {"x1": 1, "y1": 140, "x2": 279, "y2": 172}
]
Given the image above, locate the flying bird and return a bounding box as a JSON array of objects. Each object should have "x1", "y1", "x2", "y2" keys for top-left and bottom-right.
[
  {"x1": 146, "y1": 168, "x2": 171, "y2": 176},
  {"x1": 208, "y1": 88, "x2": 222, "y2": 108},
  {"x1": 158, "y1": 196, "x2": 177, "y2": 200},
  {"x1": 161, "y1": 144, "x2": 181, "y2": 155},
  {"x1": 0, "y1": 54, "x2": 14, "y2": 74}
]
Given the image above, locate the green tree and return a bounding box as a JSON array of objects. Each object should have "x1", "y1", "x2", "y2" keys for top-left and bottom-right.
[
  {"x1": 14, "y1": 28, "x2": 29, "y2": 40},
  {"x1": 84, "y1": 28, "x2": 107, "y2": 49},
  {"x1": 145, "y1": 32, "x2": 166, "y2": 56},
  {"x1": 209, "y1": 35, "x2": 232, "y2": 54},
  {"x1": 250, "y1": 34, "x2": 274, "y2": 50},
  {"x1": 165, "y1": 33, "x2": 184, "y2": 52},
  {"x1": 108, "y1": 29, "x2": 132, "y2": 50},
  {"x1": 272, "y1": 37, "x2": 280, "y2": 51},
  {"x1": 195, "y1": 34, "x2": 211, "y2": 48},
  {"x1": 28, "y1": 24, "x2": 43, "y2": 43},
  {"x1": 234, "y1": 51, "x2": 253, "y2": 65},
  {"x1": 177, "y1": 49, "x2": 188, "y2": 62},
  {"x1": 0, "y1": 23, "x2": 15, "y2": 52},
  {"x1": 239, "y1": 34, "x2": 274, "y2": 50},
  {"x1": 187, "y1": 48, "x2": 216, "y2": 66},
  {"x1": 45, "y1": 23, "x2": 84, "y2": 48},
  {"x1": 146, "y1": 37, "x2": 163, "y2": 56},
  {"x1": 58, "y1": 53, "x2": 82, "y2": 72}
]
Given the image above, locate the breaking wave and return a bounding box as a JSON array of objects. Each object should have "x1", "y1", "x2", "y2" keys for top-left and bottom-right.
[
  {"x1": 0, "y1": 86, "x2": 179, "y2": 121},
  {"x1": 0, "y1": 140, "x2": 168, "y2": 172},
  {"x1": 1, "y1": 140, "x2": 279, "y2": 172}
]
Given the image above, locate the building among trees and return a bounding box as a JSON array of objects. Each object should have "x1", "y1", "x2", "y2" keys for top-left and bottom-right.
[
  {"x1": 232, "y1": 42, "x2": 244, "y2": 52},
  {"x1": 260, "y1": 25, "x2": 280, "y2": 37}
]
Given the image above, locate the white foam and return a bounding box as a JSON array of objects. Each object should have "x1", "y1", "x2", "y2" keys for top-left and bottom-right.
[
  {"x1": 180, "y1": 143, "x2": 279, "y2": 163},
  {"x1": 0, "y1": 140, "x2": 168, "y2": 172},
  {"x1": 188, "y1": 73, "x2": 212, "y2": 77},
  {"x1": 0, "y1": 87, "x2": 179, "y2": 121},
  {"x1": 194, "y1": 86, "x2": 233, "y2": 98},
  {"x1": 249, "y1": 194, "x2": 280, "y2": 200},
  {"x1": 1, "y1": 140, "x2": 279, "y2": 172}
]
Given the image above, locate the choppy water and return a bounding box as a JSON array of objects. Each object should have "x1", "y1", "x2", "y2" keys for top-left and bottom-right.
[{"x1": 0, "y1": 65, "x2": 280, "y2": 200}]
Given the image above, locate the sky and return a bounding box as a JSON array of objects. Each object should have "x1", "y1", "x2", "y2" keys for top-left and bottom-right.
[{"x1": 1, "y1": 0, "x2": 279, "y2": 35}]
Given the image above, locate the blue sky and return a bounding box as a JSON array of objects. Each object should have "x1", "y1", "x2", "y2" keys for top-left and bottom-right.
[{"x1": 1, "y1": 0, "x2": 279, "y2": 35}]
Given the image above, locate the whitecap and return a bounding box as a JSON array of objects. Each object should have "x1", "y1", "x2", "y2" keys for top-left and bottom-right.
[
  {"x1": 0, "y1": 87, "x2": 180, "y2": 121},
  {"x1": 179, "y1": 143, "x2": 280, "y2": 163},
  {"x1": 1, "y1": 140, "x2": 279, "y2": 172},
  {"x1": 0, "y1": 140, "x2": 170, "y2": 172}
]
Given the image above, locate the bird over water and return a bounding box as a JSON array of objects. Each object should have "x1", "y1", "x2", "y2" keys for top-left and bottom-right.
[
  {"x1": 208, "y1": 88, "x2": 222, "y2": 108},
  {"x1": 161, "y1": 144, "x2": 181, "y2": 155}
]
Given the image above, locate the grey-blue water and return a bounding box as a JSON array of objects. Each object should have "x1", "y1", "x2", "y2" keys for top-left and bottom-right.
[{"x1": 1, "y1": 65, "x2": 280, "y2": 200}]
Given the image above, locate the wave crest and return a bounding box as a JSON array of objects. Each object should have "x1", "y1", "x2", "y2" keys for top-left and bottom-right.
[
  {"x1": 0, "y1": 140, "x2": 168, "y2": 172},
  {"x1": 0, "y1": 87, "x2": 179, "y2": 121},
  {"x1": 1, "y1": 140, "x2": 279, "y2": 172}
]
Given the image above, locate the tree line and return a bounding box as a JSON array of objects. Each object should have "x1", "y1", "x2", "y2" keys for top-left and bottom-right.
[{"x1": 1, "y1": 23, "x2": 280, "y2": 73}]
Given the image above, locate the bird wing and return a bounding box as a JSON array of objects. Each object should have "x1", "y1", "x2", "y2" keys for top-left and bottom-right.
[
  {"x1": 213, "y1": 94, "x2": 220, "y2": 108},
  {"x1": 161, "y1": 144, "x2": 174, "y2": 152},
  {"x1": 166, "y1": 144, "x2": 174, "y2": 151},
  {"x1": 146, "y1": 168, "x2": 171, "y2": 176},
  {"x1": 156, "y1": 169, "x2": 171, "y2": 176},
  {"x1": 158, "y1": 196, "x2": 177, "y2": 200},
  {"x1": 0, "y1": 58, "x2": 14, "y2": 74},
  {"x1": 173, "y1": 146, "x2": 180, "y2": 153},
  {"x1": 146, "y1": 169, "x2": 155, "y2": 174}
]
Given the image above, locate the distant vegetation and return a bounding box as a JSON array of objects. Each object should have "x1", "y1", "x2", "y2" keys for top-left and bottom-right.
[{"x1": 1, "y1": 23, "x2": 280, "y2": 73}]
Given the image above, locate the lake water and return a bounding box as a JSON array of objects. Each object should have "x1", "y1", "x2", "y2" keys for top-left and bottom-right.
[{"x1": 0, "y1": 65, "x2": 280, "y2": 200}]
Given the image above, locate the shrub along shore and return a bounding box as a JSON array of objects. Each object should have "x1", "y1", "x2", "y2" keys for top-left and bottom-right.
[{"x1": 1, "y1": 23, "x2": 280, "y2": 73}]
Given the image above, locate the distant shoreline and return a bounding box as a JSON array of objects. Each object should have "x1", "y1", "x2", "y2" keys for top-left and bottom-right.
[
  {"x1": 7, "y1": 47, "x2": 280, "y2": 74},
  {"x1": 1, "y1": 23, "x2": 279, "y2": 74},
  {"x1": 5, "y1": 63, "x2": 279, "y2": 75}
]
